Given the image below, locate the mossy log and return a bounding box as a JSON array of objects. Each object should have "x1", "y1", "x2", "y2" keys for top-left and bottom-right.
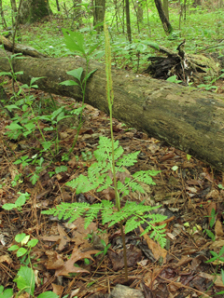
[{"x1": 0, "y1": 48, "x2": 224, "y2": 171}]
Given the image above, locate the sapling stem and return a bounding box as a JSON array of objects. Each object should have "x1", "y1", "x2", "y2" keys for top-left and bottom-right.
[{"x1": 104, "y1": 21, "x2": 128, "y2": 281}]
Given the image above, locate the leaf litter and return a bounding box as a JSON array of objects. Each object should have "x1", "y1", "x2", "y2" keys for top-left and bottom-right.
[{"x1": 1, "y1": 85, "x2": 224, "y2": 297}]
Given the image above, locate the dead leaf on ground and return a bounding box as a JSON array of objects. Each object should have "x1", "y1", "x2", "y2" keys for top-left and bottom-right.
[
  {"x1": 0, "y1": 254, "x2": 12, "y2": 264},
  {"x1": 52, "y1": 283, "x2": 64, "y2": 297},
  {"x1": 108, "y1": 245, "x2": 142, "y2": 271},
  {"x1": 214, "y1": 219, "x2": 223, "y2": 238},
  {"x1": 139, "y1": 226, "x2": 167, "y2": 263},
  {"x1": 42, "y1": 224, "x2": 71, "y2": 251},
  {"x1": 71, "y1": 217, "x2": 98, "y2": 249},
  {"x1": 55, "y1": 246, "x2": 99, "y2": 276},
  {"x1": 198, "y1": 272, "x2": 224, "y2": 288}
]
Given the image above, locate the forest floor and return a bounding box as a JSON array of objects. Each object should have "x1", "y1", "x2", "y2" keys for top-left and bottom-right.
[
  {"x1": 1, "y1": 77, "x2": 224, "y2": 298},
  {"x1": 1, "y1": 19, "x2": 224, "y2": 296}
]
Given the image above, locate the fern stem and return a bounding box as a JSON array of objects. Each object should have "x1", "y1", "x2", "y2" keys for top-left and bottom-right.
[
  {"x1": 120, "y1": 221, "x2": 128, "y2": 281},
  {"x1": 104, "y1": 20, "x2": 128, "y2": 282}
]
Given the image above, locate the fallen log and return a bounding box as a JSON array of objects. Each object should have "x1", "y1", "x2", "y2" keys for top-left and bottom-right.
[
  {"x1": 0, "y1": 35, "x2": 48, "y2": 58},
  {"x1": 0, "y1": 48, "x2": 224, "y2": 171}
]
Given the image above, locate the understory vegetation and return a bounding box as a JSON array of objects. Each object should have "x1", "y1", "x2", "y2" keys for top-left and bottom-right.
[{"x1": 0, "y1": 0, "x2": 224, "y2": 297}]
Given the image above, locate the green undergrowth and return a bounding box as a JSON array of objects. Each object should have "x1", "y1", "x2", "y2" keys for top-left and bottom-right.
[{"x1": 1, "y1": 1, "x2": 223, "y2": 72}]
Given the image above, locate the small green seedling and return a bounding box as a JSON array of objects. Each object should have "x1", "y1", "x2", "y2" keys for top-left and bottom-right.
[
  {"x1": 204, "y1": 208, "x2": 216, "y2": 241},
  {"x1": 218, "y1": 184, "x2": 224, "y2": 190},
  {"x1": 2, "y1": 192, "x2": 30, "y2": 211},
  {"x1": 8, "y1": 233, "x2": 38, "y2": 266},
  {"x1": 95, "y1": 239, "x2": 111, "y2": 257},
  {"x1": 14, "y1": 266, "x2": 59, "y2": 298},
  {"x1": 166, "y1": 75, "x2": 182, "y2": 84},
  {"x1": 0, "y1": 286, "x2": 13, "y2": 298}
]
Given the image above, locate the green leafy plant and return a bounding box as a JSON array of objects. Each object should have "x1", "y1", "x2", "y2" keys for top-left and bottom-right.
[
  {"x1": 204, "y1": 208, "x2": 216, "y2": 241},
  {"x1": 206, "y1": 246, "x2": 224, "y2": 295},
  {"x1": 81, "y1": 150, "x2": 93, "y2": 161},
  {"x1": 0, "y1": 286, "x2": 13, "y2": 298},
  {"x1": 42, "y1": 23, "x2": 167, "y2": 282},
  {"x1": 5, "y1": 77, "x2": 45, "y2": 141},
  {"x1": 166, "y1": 75, "x2": 182, "y2": 84},
  {"x1": 198, "y1": 69, "x2": 224, "y2": 92},
  {"x1": 59, "y1": 29, "x2": 99, "y2": 156},
  {"x1": 14, "y1": 155, "x2": 32, "y2": 168},
  {"x1": 94, "y1": 239, "x2": 111, "y2": 258},
  {"x1": 14, "y1": 266, "x2": 58, "y2": 298},
  {"x1": 42, "y1": 196, "x2": 167, "y2": 245},
  {"x1": 11, "y1": 173, "x2": 23, "y2": 187},
  {"x1": 197, "y1": 83, "x2": 218, "y2": 91},
  {"x1": 28, "y1": 156, "x2": 45, "y2": 185},
  {"x1": 2, "y1": 192, "x2": 30, "y2": 211},
  {"x1": 218, "y1": 184, "x2": 224, "y2": 190},
  {"x1": 36, "y1": 105, "x2": 72, "y2": 155},
  {"x1": 7, "y1": 234, "x2": 58, "y2": 298},
  {"x1": 60, "y1": 67, "x2": 96, "y2": 155},
  {"x1": 8, "y1": 233, "x2": 38, "y2": 265}
]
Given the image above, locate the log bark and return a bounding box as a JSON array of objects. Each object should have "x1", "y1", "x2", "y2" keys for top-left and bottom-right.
[
  {"x1": 0, "y1": 36, "x2": 48, "y2": 58},
  {"x1": 0, "y1": 48, "x2": 224, "y2": 171}
]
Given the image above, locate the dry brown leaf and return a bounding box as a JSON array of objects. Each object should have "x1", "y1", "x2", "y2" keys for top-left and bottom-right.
[
  {"x1": 198, "y1": 272, "x2": 224, "y2": 288},
  {"x1": 71, "y1": 217, "x2": 98, "y2": 249},
  {"x1": 45, "y1": 250, "x2": 64, "y2": 270},
  {"x1": 206, "y1": 189, "x2": 219, "y2": 200},
  {"x1": 55, "y1": 246, "x2": 99, "y2": 276},
  {"x1": 42, "y1": 224, "x2": 71, "y2": 251},
  {"x1": 59, "y1": 132, "x2": 68, "y2": 139},
  {"x1": 17, "y1": 293, "x2": 29, "y2": 298},
  {"x1": 0, "y1": 254, "x2": 12, "y2": 264},
  {"x1": 171, "y1": 256, "x2": 192, "y2": 268},
  {"x1": 52, "y1": 283, "x2": 64, "y2": 297},
  {"x1": 139, "y1": 226, "x2": 167, "y2": 263},
  {"x1": 210, "y1": 239, "x2": 224, "y2": 250},
  {"x1": 214, "y1": 219, "x2": 223, "y2": 238},
  {"x1": 207, "y1": 202, "x2": 217, "y2": 227}
]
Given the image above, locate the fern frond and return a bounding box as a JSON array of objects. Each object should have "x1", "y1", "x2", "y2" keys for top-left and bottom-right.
[
  {"x1": 117, "y1": 181, "x2": 129, "y2": 196},
  {"x1": 98, "y1": 176, "x2": 113, "y2": 192},
  {"x1": 66, "y1": 175, "x2": 95, "y2": 194},
  {"x1": 42, "y1": 202, "x2": 90, "y2": 223},
  {"x1": 113, "y1": 146, "x2": 124, "y2": 160},
  {"x1": 116, "y1": 151, "x2": 140, "y2": 167},
  {"x1": 125, "y1": 216, "x2": 144, "y2": 234},
  {"x1": 132, "y1": 170, "x2": 161, "y2": 186},
  {"x1": 101, "y1": 200, "x2": 114, "y2": 224},
  {"x1": 128, "y1": 181, "x2": 145, "y2": 193},
  {"x1": 84, "y1": 203, "x2": 102, "y2": 228}
]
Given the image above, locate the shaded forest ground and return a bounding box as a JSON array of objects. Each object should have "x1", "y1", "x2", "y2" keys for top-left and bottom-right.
[
  {"x1": 1, "y1": 74, "x2": 224, "y2": 297},
  {"x1": 0, "y1": 13, "x2": 224, "y2": 297}
]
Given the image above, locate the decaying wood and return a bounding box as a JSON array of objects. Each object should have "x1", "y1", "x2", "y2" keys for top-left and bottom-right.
[
  {"x1": 0, "y1": 36, "x2": 48, "y2": 58},
  {"x1": 146, "y1": 41, "x2": 220, "y2": 84},
  {"x1": 0, "y1": 48, "x2": 224, "y2": 171}
]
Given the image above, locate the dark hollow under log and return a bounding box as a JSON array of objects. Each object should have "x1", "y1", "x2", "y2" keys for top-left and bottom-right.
[{"x1": 0, "y1": 48, "x2": 224, "y2": 171}]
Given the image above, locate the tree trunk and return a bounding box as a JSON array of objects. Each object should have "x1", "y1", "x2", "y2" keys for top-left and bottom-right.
[
  {"x1": 193, "y1": 0, "x2": 201, "y2": 6},
  {"x1": 93, "y1": 0, "x2": 105, "y2": 32},
  {"x1": 0, "y1": 49, "x2": 224, "y2": 171},
  {"x1": 72, "y1": 0, "x2": 82, "y2": 28},
  {"x1": 132, "y1": 0, "x2": 143, "y2": 34},
  {"x1": 125, "y1": 0, "x2": 132, "y2": 42},
  {"x1": 154, "y1": 0, "x2": 173, "y2": 35},
  {"x1": 162, "y1": 0, "x2": 169, "y2": 20},
  {"x1": 56, "y1": 0, "x2": 60, "y2": 11},
  {"x1": 0, "y1": 0, "x2": 7, "y2": 28},
  {"x1": 10, "y1": 0, "x2": 17, "y2": 12},
  {"x1": 18, "y1": 0, "x2": 52, "y2": 24}
]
